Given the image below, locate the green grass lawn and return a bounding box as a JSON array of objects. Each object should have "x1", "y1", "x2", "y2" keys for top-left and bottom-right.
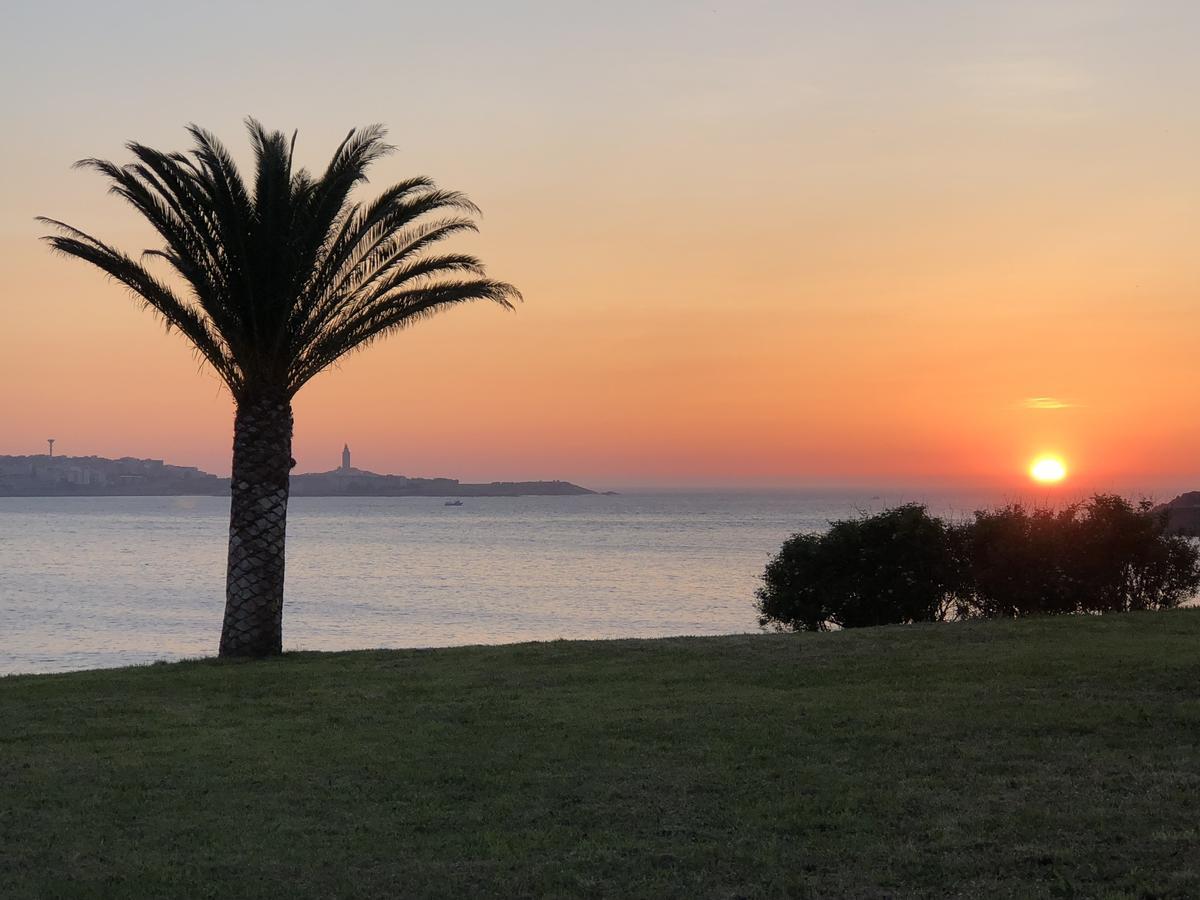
[{"x1": 2, "y1": 612, "x2": 1199, "y2": 898}]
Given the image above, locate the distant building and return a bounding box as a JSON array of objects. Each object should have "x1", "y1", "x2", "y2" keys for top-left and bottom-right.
[
  {"x1": 341, "y1": 444, "x2": 351, "y2": 471},
  {"x1": 0, "y1": 452, "x2": 224, "y2": 495}
]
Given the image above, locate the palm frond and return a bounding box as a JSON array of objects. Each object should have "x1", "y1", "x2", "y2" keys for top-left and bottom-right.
[
  {"x1": 38, "y1": 219, "x2": 239, "y2": 389},
  {"x1": 41, "y1": 121, "x2": 519, "y2": 401},
  {"x1": 293, "y1": 216, "x2": 480, "y2": 350},
  {"x1": 80, "y1": 151, "x2": 244, "y2": 349},
  {"x1": 288, "y1": 278, "x2": 519, "y2": 392}
]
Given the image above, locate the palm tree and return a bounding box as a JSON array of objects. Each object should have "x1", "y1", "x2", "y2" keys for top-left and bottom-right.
[{"x1": 40, "y1": 120, "x2": 519, "y2": 658}]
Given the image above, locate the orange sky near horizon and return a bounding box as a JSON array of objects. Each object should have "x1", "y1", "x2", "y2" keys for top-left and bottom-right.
[{"x1": 2, "y1": 1, "x2": 1198, "y2": 493}]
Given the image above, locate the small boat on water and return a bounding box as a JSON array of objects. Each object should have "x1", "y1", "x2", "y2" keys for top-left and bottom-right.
[{"x1": 444, "y1": 499, "x2": 464, "y2": 507}]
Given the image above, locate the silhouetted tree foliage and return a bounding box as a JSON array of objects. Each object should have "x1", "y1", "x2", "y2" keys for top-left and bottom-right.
[
  {"x1": 966, "y1": 496, "x2": 1200, "y2": 616},
  {"x1": 758, "y1": 495, "x2": 1200, "y2": 632},
  {"x1": 964, "y1": 504, "x2": 1078, "y2": 618},
  {"x1": 756, "y1": 504, "x2": 966, "y2": 631}
]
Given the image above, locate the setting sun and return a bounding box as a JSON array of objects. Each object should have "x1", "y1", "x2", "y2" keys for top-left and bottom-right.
[{"x1": 1029, "y1": 456, "x2": 1068, "y2": 484}]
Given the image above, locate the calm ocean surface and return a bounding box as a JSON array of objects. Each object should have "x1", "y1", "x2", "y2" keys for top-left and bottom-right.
[{"x1": 1, "y1": 491, "x2": 1001, "y2": 675}]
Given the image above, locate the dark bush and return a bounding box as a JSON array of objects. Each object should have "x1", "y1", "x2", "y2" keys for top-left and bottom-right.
[
  {"x1": 756, "y1": 504, "x2": 965, "y2": 632},
  {"x1": 962, "y1": 504, "x2": 1078, "y2": 617},
  {"x1": 965, "y1": 495, "x2": 1200, "y2": 616},
  {"x1": 758, "y1": 494, "x2": 1200, "y2": 632}
]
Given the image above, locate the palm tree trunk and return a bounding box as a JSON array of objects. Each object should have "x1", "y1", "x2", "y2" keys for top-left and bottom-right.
[{"x1": 219, "y1": 393, "x2": 294, "y2": 658}]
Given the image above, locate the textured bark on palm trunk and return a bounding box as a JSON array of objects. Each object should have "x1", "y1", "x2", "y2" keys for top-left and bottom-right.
[{"x1": 219, "y1": 394, "x2": 294, "y2": 657}]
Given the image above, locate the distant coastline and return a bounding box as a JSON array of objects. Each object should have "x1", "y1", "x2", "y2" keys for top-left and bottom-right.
[
  {"x1": 1155, "y1": 492, "x2": 1200, "y2": 536},
  {"x1": 0, "y1": 452, "x2": 595, "y2": 498}
]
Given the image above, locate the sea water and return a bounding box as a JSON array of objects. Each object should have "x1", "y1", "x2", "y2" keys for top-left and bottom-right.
[{"x1": 0, "y1": 491, "x2": 1000, "y2": 675}]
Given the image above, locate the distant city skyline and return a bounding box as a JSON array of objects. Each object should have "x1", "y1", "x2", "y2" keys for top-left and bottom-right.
[
  {"x1": 2, "y1": 441, "x2": 380, "y2": 479},
  {"x1": 0, "y1": 446, "x2": 594, "y2": 498},
  {"x1": 3, "y1": 1, "x2": 1199, "y2": 493}
]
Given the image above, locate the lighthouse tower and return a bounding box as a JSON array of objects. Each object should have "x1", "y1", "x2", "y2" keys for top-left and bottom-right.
[{"x1": 341, "y1": 444, "x2": 351, "y2": 471}]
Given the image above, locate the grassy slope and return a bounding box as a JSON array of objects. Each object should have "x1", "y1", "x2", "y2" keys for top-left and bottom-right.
[{"x1": 2, "y1": 613, "x2": 1199, "y2": 899}]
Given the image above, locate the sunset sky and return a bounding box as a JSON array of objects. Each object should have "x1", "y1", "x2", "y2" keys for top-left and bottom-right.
[{"x1": 2, "y1": 0, "x2": 1198, "y2": 492}]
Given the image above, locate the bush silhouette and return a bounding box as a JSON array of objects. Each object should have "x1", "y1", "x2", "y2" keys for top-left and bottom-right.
[
  {"x1": 962, "y1": 504, "x2": 1078, "y2": 617},
  {"x1": 756, "y1": 504, "x2": 965, "y2": 632},
  {"x1": 758, "y1": 494, "x2": 1199, "y2": 632},
  {"x1": 966, "y1": 495, "x2": 1200, "y2": 616}
]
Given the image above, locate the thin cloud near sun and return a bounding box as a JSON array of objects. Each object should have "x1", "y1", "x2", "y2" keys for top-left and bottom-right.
[{"x1": 1020, "y1": 397, "x2": 1082, "y2": 410}]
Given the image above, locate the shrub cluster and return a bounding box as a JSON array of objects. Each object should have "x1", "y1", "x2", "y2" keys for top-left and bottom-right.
[{"x1": 756, "y1": 495, "x2": 1200, "y2": 632}]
